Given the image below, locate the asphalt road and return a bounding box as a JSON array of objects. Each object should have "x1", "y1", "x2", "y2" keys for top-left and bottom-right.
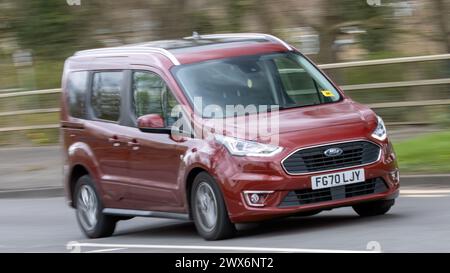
[{"x1": 1, "y1": 184, "x2": 450, "y2": 253}]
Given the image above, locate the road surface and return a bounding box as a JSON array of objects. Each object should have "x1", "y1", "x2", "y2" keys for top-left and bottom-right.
[{"x1": 1, "y1": 183, "x2": 450, "y2": 253}]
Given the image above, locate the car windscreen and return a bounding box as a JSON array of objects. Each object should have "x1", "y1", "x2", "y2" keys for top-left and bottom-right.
[{"x1": 172, "y1": 52, "x2": 341, "y2": 118}]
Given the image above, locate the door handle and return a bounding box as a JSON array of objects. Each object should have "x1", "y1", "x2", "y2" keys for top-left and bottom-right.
[
  {"x1": 127, "y1": 139, "x2": 140, "y2": 150},
  {"x1": 108, "y1": 135, "x2": 123, "y2": 147}
]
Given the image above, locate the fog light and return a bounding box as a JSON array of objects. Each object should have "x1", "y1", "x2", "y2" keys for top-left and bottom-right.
[
  {"x1": 250, "y1": 193, "x2": 260, "y2": 203},
  {"x1": 243, "y1": 191, "x2": 274, "y2": 207}
]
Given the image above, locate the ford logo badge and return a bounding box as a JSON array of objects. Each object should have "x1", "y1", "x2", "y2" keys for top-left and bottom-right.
[{"x1": 324, "y1": 147, "x2": 343, "y2": 157}]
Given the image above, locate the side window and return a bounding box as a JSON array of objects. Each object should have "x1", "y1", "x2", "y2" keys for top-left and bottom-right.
[
  {"x1": 67, "y1": 71, "x2": 88, "y2": 118},
  {"x1": 133, "y1": 71, "x2": 178, "y2": 126},
  {"x1": 91, "y1": 71, "x2": 123, "y2": 121}
]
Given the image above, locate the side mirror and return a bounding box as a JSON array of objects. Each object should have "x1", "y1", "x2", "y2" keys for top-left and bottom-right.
[{"x1": 137, "y1": 114, "x2": 169, "y2": 134}]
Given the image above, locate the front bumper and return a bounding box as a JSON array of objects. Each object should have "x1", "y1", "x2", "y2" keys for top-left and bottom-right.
[
  {"x1": 230, "y1": 185, "x2": 399, "y2": 223},
  {"x1": 219, "y1": 145, "x2": 399, "y2": 223}
]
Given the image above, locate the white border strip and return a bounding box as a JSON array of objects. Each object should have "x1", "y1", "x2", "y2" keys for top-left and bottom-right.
[{"x1": 67, "y1": 242, "x2": 380, "y2": 253}]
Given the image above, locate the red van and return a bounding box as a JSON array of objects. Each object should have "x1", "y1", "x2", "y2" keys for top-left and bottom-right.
[{"x1": 61, "y1": 33, "x2": 399, "y2": 240}]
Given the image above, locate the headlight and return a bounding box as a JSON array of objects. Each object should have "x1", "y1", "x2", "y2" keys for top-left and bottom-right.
[
  {"x1": 215, "y1": 135, "x2": 283, "y2": 157},
  {"x1": 371, "y1": 115, "x2": 387, "y2": 141}
]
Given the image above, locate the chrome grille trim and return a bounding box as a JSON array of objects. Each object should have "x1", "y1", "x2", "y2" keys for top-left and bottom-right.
[{"x1": 281, "y1": 139, "x2": 382, "y2": 175}]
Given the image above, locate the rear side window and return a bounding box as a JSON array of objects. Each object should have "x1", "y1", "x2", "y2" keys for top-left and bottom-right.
[
  {"x1": 91, "y1": 71, "x2": 123, "y2": 121},
  {"x1": 66, "y1": 71, "x2": 88, "y2": 118}
]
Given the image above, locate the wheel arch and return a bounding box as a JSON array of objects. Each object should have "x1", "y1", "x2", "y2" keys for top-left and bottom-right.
[
  {"x1": 185, "y1": 167, "x2": 207, "y2": 217},
  {"x1": 68, "y1": 164, "x2": 90, "y2": 208},
  {"x1": 65, "y1": 142, "x2": 101, "y2": 207}
]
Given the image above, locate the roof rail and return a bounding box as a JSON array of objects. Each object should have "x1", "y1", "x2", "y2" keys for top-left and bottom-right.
[
  {"x1": 75, "y1": 47, "x2": 180, "y2": 65},
  {"x1": 184, "y1": 33, "x2": 292, "y2": 51}
]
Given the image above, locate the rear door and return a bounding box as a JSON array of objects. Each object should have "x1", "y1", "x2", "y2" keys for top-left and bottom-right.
[{"x1": 84, "y1": 70, "x2": 131, "y2": 206}]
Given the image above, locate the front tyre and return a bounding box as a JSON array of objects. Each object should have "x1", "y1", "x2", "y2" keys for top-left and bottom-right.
[
  {"x1": 353, "y1": 199, "x2": 395, "y2": 217},
  {"x1": 191, "y1": 172, "x2": 236, "y2": 240},
  {"x1": 74, "y1": 175, "x2": 117, "y2": 238}
]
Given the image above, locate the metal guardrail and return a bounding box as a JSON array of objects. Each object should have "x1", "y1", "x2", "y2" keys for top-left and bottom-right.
[
  {"x1": 2, "y1": 98, "x2": 449, "y2": 119},
  {"x1": 0, "y1": 88, "x2": 60, "y2": 98},
  {"x1": 1, "y1": 78, "x2": 449, "y2": 100},
  {"x1": 317, "y1": 53, "x2": 450, "y2": 69},
  {"x1": 0, "y1": 54, "x2": 449, "y2": 132},
  {"x1": 0, "y1": 124, "x2": 60, "y2": 133},
  {"x1": 342, "y1": 78, "x2": 450, "y2": 91},
  {"x1": 0, "y1": 88, "x2": 24, "y2": 93},
  {"x1": 0, "y1": 108, "x2": 60, "y2": 117},
  {"x1": 368, "y1": 99, "x2": 450, "y2": 109}
]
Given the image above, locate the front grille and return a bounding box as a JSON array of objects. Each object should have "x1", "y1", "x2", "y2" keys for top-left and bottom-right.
[
  {"x1": 279, "y1": 178, "x2": 388, "y2": 207},
  {"x1": 282, "y1": 141, "x2": 380, "y2": 174}
]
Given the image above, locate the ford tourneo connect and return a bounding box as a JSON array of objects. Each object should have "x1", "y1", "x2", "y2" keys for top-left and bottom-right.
[{"x1": 61, "y1": 33, "x2": 399, "y2": 240}]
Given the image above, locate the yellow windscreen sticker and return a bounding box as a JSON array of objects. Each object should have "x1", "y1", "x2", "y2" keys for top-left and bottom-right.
[{"x1": 321, "y1": 90, "x2": 334, "y2": 97}]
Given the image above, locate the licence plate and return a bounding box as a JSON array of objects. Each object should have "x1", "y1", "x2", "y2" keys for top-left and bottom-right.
[{"x1": 311, "y1": 169, "x2": 365, "y2": 190}]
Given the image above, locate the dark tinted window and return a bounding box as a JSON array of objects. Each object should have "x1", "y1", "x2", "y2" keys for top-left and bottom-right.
[
  {"x1": 91, "y1": 71, "x2": 122, "y2": 121},
  {"x1": 133, "y1": 71, "x2": 178, "y2": 126},
  {"x1": 67, "y1": 71, "x2": 88, "y2": 118}
]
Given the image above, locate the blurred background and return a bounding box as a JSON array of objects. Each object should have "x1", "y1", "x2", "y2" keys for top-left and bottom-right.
[{"x1": 0, "y1": 0, "x2": 449, "y2": 175}]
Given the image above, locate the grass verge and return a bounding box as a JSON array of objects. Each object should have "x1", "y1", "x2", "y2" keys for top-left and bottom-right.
[{"x1": 394, "y1": 130, "x2": 450, "y2": 174}]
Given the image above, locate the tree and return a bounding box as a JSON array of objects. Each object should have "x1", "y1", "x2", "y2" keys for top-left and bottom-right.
[
  {"x1": 281, "y1": 0, "x2": 394, "y2": 63},
  {"x1": 12, "y1": 0, "x2": 92, "y2": 60},
  {"x1": 432, "y1": 0, "x2": 450, "y2": 53}
]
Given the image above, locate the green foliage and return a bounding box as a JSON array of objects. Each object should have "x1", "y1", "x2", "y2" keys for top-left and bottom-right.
[
  {"x1": 334, "y1": 0, "x2": 389, "y2": 21},
  {"x1": 0, "y1": 128, "x2": 59, "y2": 146},
  {"x1": 431, "y1": 106, "x2": 450, "y2": 129},
  {"x1": 189, "y1": 11, "x2": 219, "y2": 34},
  {"x1": 394, "y1": 131, "x2": 450, "y2": 174},
  {"x1": 225, "y1": 0, "x2": 254, "y2": 32},
  {"x1": 0, "y1": 112, "x2": 58, "y2": 128},
  {"x1": 329, "y1": 0, "x2": 395, "y2": 53},
  {"x1": 361, "y1": 26, "x2": 392, "y2": 53},
  {"x1": 12, "y1": 0, "x2": 92, "y2": 60}
]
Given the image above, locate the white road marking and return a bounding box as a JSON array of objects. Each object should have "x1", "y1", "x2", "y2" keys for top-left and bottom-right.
[
  {"x1": 401, "y1": 189, "x2": 450, "y2": 194},
  {"x1": 69, "y1": 242, "x2": 379, "y2": 253},
  {"x1": 85, "y1": 247, "x2": 127, "y2": 253},
  {"x1": 400, "y1": 188, "x2": 450, "y2": 198},
  {"x1": 401, "y1": 194, "x2": 448, "y2": 198},
  {"x1": 0, "y1": 187, "x2": 61, "y2": 194}
]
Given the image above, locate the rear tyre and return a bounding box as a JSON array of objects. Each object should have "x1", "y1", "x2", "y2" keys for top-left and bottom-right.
[
  {"x1": 191, "y1": 172, "x2": 236, "y2": 240},
  {"x1": 74, "y1": 175, "x2": 117, "y2": 238},
  {"x1": 353, "y1": 199, "x2": 395, "y2": 217}
]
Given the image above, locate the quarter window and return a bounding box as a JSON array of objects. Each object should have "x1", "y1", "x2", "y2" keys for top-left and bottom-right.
[
  {"x1": 67, "y1": 71, "x2": 88, "y2": 118},
  {"x1": 91, "y1": 71, "x2": 123, "y2": 121}
]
